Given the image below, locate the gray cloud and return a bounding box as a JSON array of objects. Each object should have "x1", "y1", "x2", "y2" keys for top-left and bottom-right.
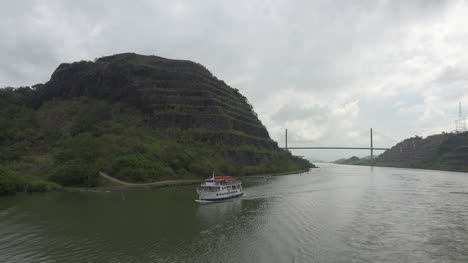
[{"x1": 272, "y1": 104, "x2": 329, "y2": 124}]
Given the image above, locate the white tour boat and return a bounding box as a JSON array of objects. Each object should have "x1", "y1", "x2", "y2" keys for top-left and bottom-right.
[{"x1": 196, "y1": 172, "x2": 243, "y2": 202}]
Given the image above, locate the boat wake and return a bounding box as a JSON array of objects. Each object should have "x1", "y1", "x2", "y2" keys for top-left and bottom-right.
[{"x1": 194, "y1": 199, "x2": 222, "y2": 204}]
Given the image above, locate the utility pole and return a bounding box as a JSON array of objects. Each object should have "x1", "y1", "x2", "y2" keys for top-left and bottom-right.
[
  {"x1": 455, "y1": 102, "x2": 467, "y2": 133},
  {"x1": 458, "y1": 102, "x2": 466, "y2": 133},
  {"x1": 285, "y1": 129, "x2": 288, "y2": 151},
  {"x1": 370, "y1": 128, "x2": 373, "y2": 164}
]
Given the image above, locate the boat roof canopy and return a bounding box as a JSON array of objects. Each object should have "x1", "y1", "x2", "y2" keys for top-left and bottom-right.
[{"x1": 214, "y1": 176, "x2": 234, "y2": 180}]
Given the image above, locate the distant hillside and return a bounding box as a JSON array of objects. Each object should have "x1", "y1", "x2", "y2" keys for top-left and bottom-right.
[
  {"x1": 334, "y1": 156, "x2": 370, "y2": 165},
  {"x1": 0, "y1": 53, "x2": 313, "y2": 194},
  {"x1": 374, "y1": 132, "x2": 468, "y2": 171},
  {"x1": 305, "y1": 156, "x2": 325, "y2": 163},
  {"x1": 334, "y1": 132, "x2": 468, "y2": 172}
]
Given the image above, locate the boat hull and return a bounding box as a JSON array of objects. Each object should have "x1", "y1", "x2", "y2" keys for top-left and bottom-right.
[
  {"x1": 197, "y1": 187, "x2": 243, "y2": 200},
  {"x1": 198, "y1": 192, "x2": 244, "y2": 202}
]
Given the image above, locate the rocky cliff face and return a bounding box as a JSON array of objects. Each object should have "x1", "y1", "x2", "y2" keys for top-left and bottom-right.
[{"x1": 32, "y1": 53, "x2": 271, "y2": 145}]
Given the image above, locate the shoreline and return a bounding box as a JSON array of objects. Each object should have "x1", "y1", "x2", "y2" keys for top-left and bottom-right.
[
  {"x1": 239, "y1": 167, "x2": 314, "y2": 179},
  {"x1": 332, "y1": 162, "x2": 468, "y2": 174},
  {"x1": 64, "y1": 167, "x2": 315, "y2": 193},
  {"x1": 64, "y1": 180, "x2": 201, "y2": 193}
]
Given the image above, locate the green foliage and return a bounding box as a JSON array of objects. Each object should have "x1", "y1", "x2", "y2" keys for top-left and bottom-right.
[
  {"x1": 70, "y1": 114, "x2": 100, "y2": 136},
  {"x1": 369, "y1": 132, "x2": 468, "y2": 171},
  {"x1": 0, "y1": 166, "x2": 61, "y2": 196},
  {"x1": 110, "y1": 153, "x2": 175, "y2": 182},
  {"x1": 1, "y1": 90, "x2": 313, "y2": 188},
  {"x1": 47, "y1": 160, "x2": 99, "y2": 187},
  {"x1": 188, "y1": 160, "x2": 215, "y2": 176},
  {"x1": 0, "y1": 167, "x2": 17, "y2": 196},
  {"x1": 0, "y1": 54, "x2": 316, "y2": 192},
  {"x1": 46, "y1": 133, "x2": 106, "y2": 186},
  {"x1": 335, "y1": 156, "x2": 370, "y2": 165}
]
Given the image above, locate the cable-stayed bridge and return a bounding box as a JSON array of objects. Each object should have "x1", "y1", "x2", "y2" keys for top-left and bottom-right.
[{"x1": 282, "y1": 128, "x2": 392, "y2": 161}]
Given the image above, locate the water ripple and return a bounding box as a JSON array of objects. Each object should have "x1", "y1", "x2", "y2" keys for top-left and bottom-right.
[{"x1": 1, "y1": 165, "x2": 468, "y2": 262}]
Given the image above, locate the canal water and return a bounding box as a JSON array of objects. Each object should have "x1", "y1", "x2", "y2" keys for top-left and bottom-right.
[{"x1": 1, "y1": 163, "x2": 468, "y2": 262}]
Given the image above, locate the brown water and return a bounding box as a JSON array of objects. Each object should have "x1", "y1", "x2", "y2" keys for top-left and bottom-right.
[{"x1": 1, "y1": 163, "x2": 468, "y2": 262}]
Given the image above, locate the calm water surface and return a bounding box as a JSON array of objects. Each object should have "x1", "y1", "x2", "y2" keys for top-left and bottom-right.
[{"x1": 1, "y1": 164, "x2": 468, "y2": 262}]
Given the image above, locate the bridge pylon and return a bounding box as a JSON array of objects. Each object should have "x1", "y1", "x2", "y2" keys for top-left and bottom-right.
[
  {"x1": 285, "y1": 129, "x2": 288, "y2": 151},
  {"x1": 370, "y1": 128, "x2": 373, "y2": 164}
]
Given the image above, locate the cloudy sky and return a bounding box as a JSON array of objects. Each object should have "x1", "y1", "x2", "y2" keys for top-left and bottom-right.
[{"x1": 2, "y1": 0, "x2": 468, "y2": 161}]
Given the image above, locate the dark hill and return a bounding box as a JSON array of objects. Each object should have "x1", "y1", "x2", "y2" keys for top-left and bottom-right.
[
  {"x1": 32, "y1": 53, "x2": 272, "y2": 147},
  {"x1": 334, "y1": 156, "x2": 369, "y2": 165},
  {"x1": 0, "y1": 53, "x2": 312, "y2": 193},
  {"x1": 333, "y1": 132, "x2": 468, "y2": 172},
  {"x1": 374, "y1": 132, "x2": 468, "y2": 171}
]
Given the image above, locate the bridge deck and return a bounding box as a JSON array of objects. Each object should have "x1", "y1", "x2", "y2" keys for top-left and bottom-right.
[{"x1": 283, "y1": 147, "x2": 389, "y2": 150}]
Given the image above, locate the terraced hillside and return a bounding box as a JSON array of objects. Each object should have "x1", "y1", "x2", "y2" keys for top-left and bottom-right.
[
  {"x1": 0, "y1": 53, "x2": 312, "y2": 192},
  {"x1": 32, "y1": 53, "x2": 273, "y2": 148}
]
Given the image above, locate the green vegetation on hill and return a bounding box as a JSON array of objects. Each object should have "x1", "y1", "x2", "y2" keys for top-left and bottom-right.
[
  {"x1": 0, "y1": 166, "x2": 60, "y2": 196},
  {"x1": 374, "y1": 132, "x2": 468, "y2": 171},
  {"x1": 334, "y1": 132, "x2": 468, "y2": 172},
  {"x1": 334, "y1": 156, "x2": 371, "y2": 165},
  {"x1": 1, "y1": 53, "x2": 312, "y2": 195}
]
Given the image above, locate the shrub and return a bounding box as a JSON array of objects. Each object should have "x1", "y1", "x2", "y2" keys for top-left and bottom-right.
[
  {"x1": 188, "y1": 160, "x2": 214, "y2": 176},
  {"x1": 0, "y1": 174, "x2": 18, "y2": 196},
  {"x1": 48, "y1": 161, "x2": 99, "y2": 187},
  {"x1": 110, "y1": 153, "x2": 174, "y2": 182},
  {"x1": 0, "y1": 166, "x2": 61, "y2": 195}
]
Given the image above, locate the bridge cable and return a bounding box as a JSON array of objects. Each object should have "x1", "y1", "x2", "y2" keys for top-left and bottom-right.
[{"x1": 372, "y1": 129, "x2": 399, "y2": 144}]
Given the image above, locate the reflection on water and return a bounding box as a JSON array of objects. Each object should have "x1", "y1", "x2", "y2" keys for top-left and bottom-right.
[
  {"x1": 197, "y1": 198, "x2": 242, "y2": 224},
  {"x1": 1, "y1": 164, "x2": 468, "y2": 262}
]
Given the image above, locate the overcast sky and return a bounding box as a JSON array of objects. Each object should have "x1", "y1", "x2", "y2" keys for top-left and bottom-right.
[{"x1": 2, "y1": 0, "x2": 468, "y2": 161}]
